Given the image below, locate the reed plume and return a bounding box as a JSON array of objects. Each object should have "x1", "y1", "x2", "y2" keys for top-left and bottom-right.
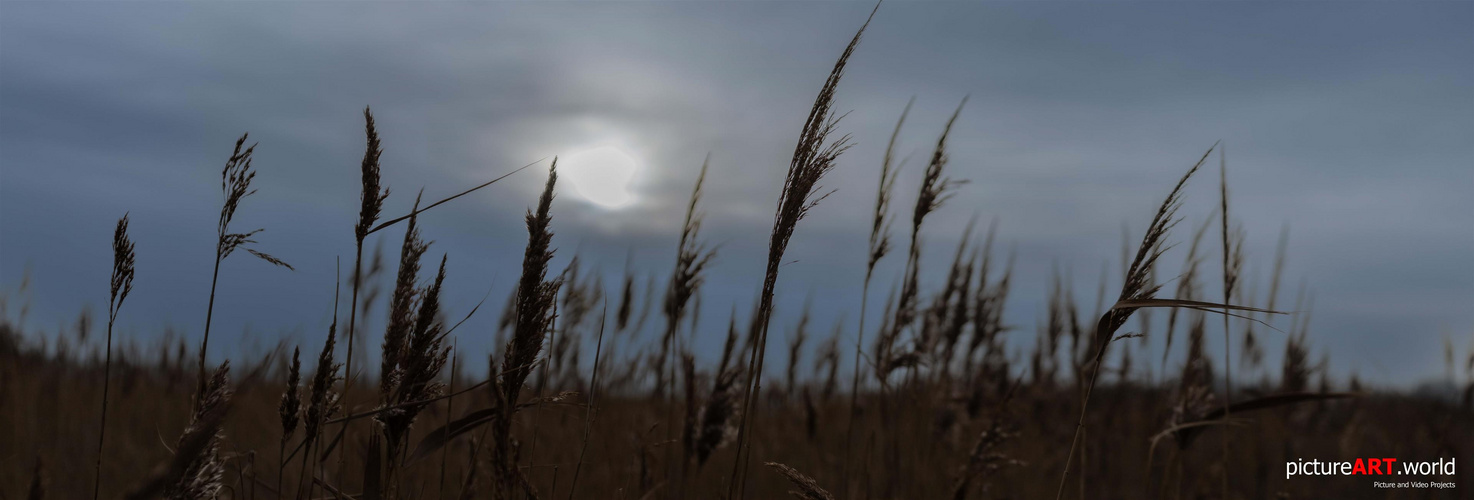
[
  {"x1": 277, "y1": 346, "x2": 301, "y2": 496},
  {"x1": 279, "y1": 347, "x2": 302, "y2": 441},
  {"x1": 869, "y1": 96, "x2": 969, "y2": 498},
  {"x1": 887, "y1": 96, "x2": 969, "y2": 385},
  {"x1": 93, "y1": 213, "x2": 135, "y2": 500},
  {"x1": 198, "y1": 133, "x2": 292, "y2": 405},
  {"x1": 341, "y1": 107, "x2": 389, "y2": 473},
  {"x1": 122, "y1": 384, "x2": 230, "y2": 500},
  {"x1": 551, "y1": 257, "x2": 601, "y2": 388},
  {"x1": 690, "y1": 313, "x2": 744, "y2": 469},
  {"x1": 935, "y1": 217, "x2": 979, "y2": 375},
  {"x1": 872, "y1": 285, "x2": 911, "y2": 384},
  {"x1": 357, "y1": 108, "x2": 389, "y2": 243},
  {"x1": 912, "y1": 99, "x2": 969, "y2": 233},
  {"x1": 658, "y1": 159, "x2": 716, "y2": 490},
  {"x1": 1162, "y1": 214, "x2": 1214, "y2": 368},
  {"x1": 488, "y1": 162, "x2": 562, "y2": 500},
  {"x1": 376, "y1": 250, "x2": 450, "y2": 496},
  {"x1": 842, "y1": 104, "x2": 912, "y2": 484},
  {"x1": 1055, "y1": 145, "x2": 1216, "y2": 500},
  {"x1": 300, "y1": 285, "x2": 343, "y2": 498},
  {"x1": 729, "y1": 5, "x2": 875, "y2": 495},
  {"x1": 305, "y1": 315, "x2": 343, "y2": 447},
  {"x1": 1216, "y1": 145, "x2": 1243, "y2": 496},
  {"x1": 503, "y1": 161, "x2": 561, "y2": 405},
  {"x1": 657, "y1": 159, "x2": 716, "y2": 400},
  {"x1": 167, "y1": 362, "x2": 233, "y2": 500},
  {"x1": 380, "y1": 195, "x2": 428, "y2": 402},
  {"x1": 964, "y1": 221, "x2": 1011, "y2": 379}
]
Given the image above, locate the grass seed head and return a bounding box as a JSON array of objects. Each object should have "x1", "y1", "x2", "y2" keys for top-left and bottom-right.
[
  {"x1": 357, "y1": 107, "x2": 389, "y2": 241},
  {"x1": 110, "y1": 214, "x2": 136, "y2": 321},
  {"x1": 503, "y1": 161, "x2": 563, "y2": 405},
  {"x1": 279, "y1": 346, "x2": 302, "y2": 439}
]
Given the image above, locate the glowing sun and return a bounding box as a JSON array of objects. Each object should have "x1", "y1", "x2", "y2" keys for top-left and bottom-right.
[{"x1": 560, "y1": 145, "x2": 639, "y2": 209}]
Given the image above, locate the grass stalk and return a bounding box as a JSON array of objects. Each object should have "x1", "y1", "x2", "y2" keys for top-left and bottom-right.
[
  {"x1": 728, "y1": 5, "x2": 875, "y2": 496},
  {"x1": 566, "y1": 300, "x2": 608, "y2": 500},
  {"x1": 278, "y1": 347, "x2": 302, "y2": 498},
  {"x1": 661, "y1": 158, "x2": 715, "y2": 492},
  {"x1": 92, "y1": 214, "x2": 135, "y2": 500},
  {"x1": 842, "y1": 97, "x2": 909, "y2": 494},
  {"x1": 1217, "y1": 144, "x2": 1244, "y2": 499},
  {"x1": 198, "y1": 133, "x2": 293, "y2": 407},
  {"x1": 1054, "y1": 144, "x2": 1216, "y2": 500},
  {"x1": 340, "y1": 107, "x2": 389, "y2": 477}
]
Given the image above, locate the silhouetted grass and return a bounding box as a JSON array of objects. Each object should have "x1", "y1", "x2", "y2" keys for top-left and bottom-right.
[{"x1": 3, "y1": 7, "x2": 1469, "y2": 500}]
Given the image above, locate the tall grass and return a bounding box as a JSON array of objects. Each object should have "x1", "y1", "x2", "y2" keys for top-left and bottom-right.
[
  {"x1": 841, "y1": 97, "x2": 907, "y2": 495},
  {"x1": 1057, "y1": 145, "x2": 1212, "y2": 499},
  {"x1": 198, "y1": 134, "x2": 293, "y2": 404},
  {"x1": 660, "y1": 158, "x2": 716, "y2": 494},
  {"x1": 489, "y1": 161, "x2": 562, "y2": 498},
  {"x1": 300, "y1": 281, "x2": 343, "y2": 498},
  {"x1": 91, "y1": 214, "x2": 135, "y2": 500},
  {"x1": 1, "y1": 115, "x2": 1445, "y2": 499},
  {"x1": 339, "y1": 108, "x2": 389, "y2": 476},
  {"x1": 728, "y1": 5, "x2": 875, "y2": 496},
  {"x1": 276, "y1": 346, "x2": 300, "y2": 496},
  {"x1": 9, "y1": 8, "x2": 1452, "y2": 500},
  {"x1": 373, "y1": 198, "x2": 451, "y2": 496},
  {"x1": 1216, "y1": 144, "x2": 1244, "y2": 498}
]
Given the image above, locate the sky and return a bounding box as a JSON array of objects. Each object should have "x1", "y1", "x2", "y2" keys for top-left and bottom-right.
[{"x1": 2, "y1": 1, "x2": 1471, "y2": 388}]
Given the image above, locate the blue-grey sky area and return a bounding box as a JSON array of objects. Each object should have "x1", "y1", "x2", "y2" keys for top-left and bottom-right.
[{"x1": 2, "y1": 1, "x2": 1470, "y2": 388}]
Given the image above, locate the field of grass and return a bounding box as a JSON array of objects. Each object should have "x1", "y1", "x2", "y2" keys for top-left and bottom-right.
[
  {"x1": 3, "y1": 320, "x2": 1470, "y2": 499},
  {"x1": 2, "y1": 9, "x2": 1470, "y2": 500}
]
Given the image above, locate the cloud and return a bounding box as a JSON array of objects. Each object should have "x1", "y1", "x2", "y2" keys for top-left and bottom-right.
[{"x1": 2, "y1": 1, "x2": 1470, "y2": 386}]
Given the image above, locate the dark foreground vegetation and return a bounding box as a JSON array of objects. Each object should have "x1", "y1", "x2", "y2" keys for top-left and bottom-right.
[{"x1": 3, "y1": 322, "x2": 1470, "y2": 499}]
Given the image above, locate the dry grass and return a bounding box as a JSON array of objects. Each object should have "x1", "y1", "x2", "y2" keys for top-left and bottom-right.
[
  {"x1": 6, "y1": 334, "x2": 1468, "y2": 499},
  {"x1": 2, "y1": 7, "x2": 1470, "y2": 500},
  {"x1": 840, "y1": 95, "x2": 908, "y2": 494},
  {"x1": 728, "y1": 4, "x2": 874, "y2": 497},
  {"x1": 92, "y1": 214, "x2": 135, "y2": 499},
  {"x1": 200, "y1": 133, "x2": 294, "y2": 400}
]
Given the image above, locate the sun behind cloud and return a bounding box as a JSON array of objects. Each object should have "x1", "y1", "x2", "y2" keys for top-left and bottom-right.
[{"x1": 560, "y1": 144, "x2": 639, "y2": 209}]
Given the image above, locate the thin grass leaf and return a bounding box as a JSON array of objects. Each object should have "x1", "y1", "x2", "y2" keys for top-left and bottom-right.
[
  {"x1": 1149, "y1": 392, "x2": 1358, "y2": 459},
  {"x1": 408, "y1": 408, "x2": 500, "y2": 463},
  {"x1": 245, "y1": 249, "x2": 295, "y2": 270},
  {"x1": 365, "y1": 159, "x2": 544, "y2": 236}
]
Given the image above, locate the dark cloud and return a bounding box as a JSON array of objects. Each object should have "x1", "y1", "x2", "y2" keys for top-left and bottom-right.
[{"x1": 2, "y1": 1, "x2": 1470, "y2": 386}]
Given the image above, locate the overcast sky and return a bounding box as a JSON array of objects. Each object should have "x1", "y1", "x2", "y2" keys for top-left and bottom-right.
[{"x1": 2, "y1": 1, "x2": 1470, "y2": 387}]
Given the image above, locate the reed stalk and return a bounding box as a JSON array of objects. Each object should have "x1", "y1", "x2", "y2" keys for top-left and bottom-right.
[
  {"x1": 92, "y1": 214, "x2": 135, "y2": 500},
  {"x1": 198, "y1": 134, "x2": 293, "y2": 408},
  {"x1": 841, "y1": 97, "x2": 907, "y2": 494},
  {"x1": 728, "y1": 5, "x2": 875, "y2": 496},
  {"x1": 1055, "y1": 145, "x2": 1219, "y2": 500}
]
